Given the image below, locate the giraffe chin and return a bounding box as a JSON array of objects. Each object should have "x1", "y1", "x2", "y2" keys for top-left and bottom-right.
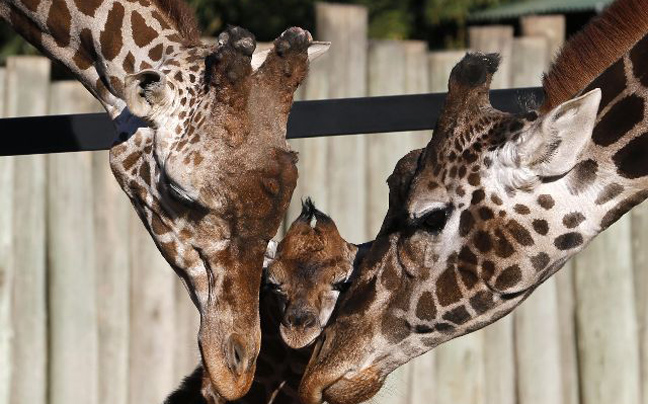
[
  {"x1": 299, "y1": 364, "x2": 384, "y2": 404},
  {"x1": 279, "y1": 323, "x2": 320, "y2": 349},
  {"x1": 321, "y1": 368, "x2": 384, "y2": 404}
]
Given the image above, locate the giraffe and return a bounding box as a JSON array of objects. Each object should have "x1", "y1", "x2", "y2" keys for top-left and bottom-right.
[
  {"x1": 0, "y1": 1, "x2": 328, "y2": 400},
  {"x1": 264, "y1": 198, "x2": 359, "y2": 350},
  {"x1": 298, "y1": 0, "x2": 648, "y2": 402},
  {"x1": 165, "y1": 199, "x2": 369, "y2": 404}
]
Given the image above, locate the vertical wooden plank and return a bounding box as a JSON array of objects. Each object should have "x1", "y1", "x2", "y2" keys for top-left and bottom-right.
[
  {"x1": 286, "y1": 43, "x2": 331, "y2": 227},
  {"x1": 6, "y1": 56, "x2": 50, "y2": 404},
  {"x1": 511, "y1": 37, "x2": 547, "y2": 88},
  {"x1": 366, "y1": 40, "x2": 406, "y2": 237},
  {"x1": 0, "y1": 155, "x2": 12, "y2": 404},
  {"x1": 403, "y1": 41, "x2": 432, "y2": 151},
  {"x1": 93, "y1": 151, "x2": 131, "y2": 404},
  {"x1": 575, "y1": 217, "x2": 640, "y2": 404},
  {"x1": 404, "y1": 41, "x2": 436, "y2": 404},
  {"x1": 0, "y1": 67, "x2": 11, "y2": 404},
  {"x1": 366, "y1": 40, "x2": 412, "y2": 404},
  {"x1": 429, "y1": 50, "x2": 466, "y2": 93},
  {"x1": 632, "y1": 203, "x2": 648, "y2": 404},
  {"x1": 435, "y1": 333, "x2": 485, "y2": 404},
  {"x1": 128, "y1": 212, "x2": 177, "y2": 404},
  {"x1": 468, "y1": 26, "x2": 513, "y2": 89},
  {"x1": 47, "y1": 82, "x2": 100, "y2": 404},
  {"x1": 555, "y1": 261, "x2": 580, "y2": 404},
  {"x1": 174, "y1": 281, "x2": 200, "y2": 381},
  {"x1": 509, "y1": 36, "x2": 564, "y2": 404},
  {"x1": 315, "y1": 2, "x2": 368, "y2": 245},
  {"x1": 520, "y1": 15, "x2": 566, "y2": 63},
  {"x1": 514, "y1": 283, "x2": 563, "y2": 404},
  {"x1": 429, "y1": 50, "x2": 486, "y2": 404}
]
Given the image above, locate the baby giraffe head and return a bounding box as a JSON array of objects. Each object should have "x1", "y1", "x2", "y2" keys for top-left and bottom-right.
[{"x1": 264, "y1": 199, "x2": 357, "y2": 349}]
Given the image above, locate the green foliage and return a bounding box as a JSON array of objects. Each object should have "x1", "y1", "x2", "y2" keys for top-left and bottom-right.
[
  {"x1": 185, "y1": 0, "x2": 518, "y2": 46},
  {"x1": 186, "y1": 0, "x2": 316, "y2": 41},
  {"x1": 0, "y1": 0, "x2": 523, "y2": 59}
]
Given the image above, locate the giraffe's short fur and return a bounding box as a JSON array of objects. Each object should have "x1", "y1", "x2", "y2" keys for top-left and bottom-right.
[
  {"x1": 299, "y1": 0, "x2": 648, "y2": 402},
  {"x1": 264, "y1": 199, "x2": 359, "y2": 349},
  {"x1": 1, "y1": 1, "x2": 330, "y2": 400}
]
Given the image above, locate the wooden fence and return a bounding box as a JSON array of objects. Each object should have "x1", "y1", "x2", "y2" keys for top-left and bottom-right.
[{"x1": 0, "y1": 4, "x2": 646, "y2": 404}]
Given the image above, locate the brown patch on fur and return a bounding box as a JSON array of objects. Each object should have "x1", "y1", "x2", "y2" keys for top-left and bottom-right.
[
  {"x1": 436, "y1": 267, "x2": 462, "y2": 306},
  {"x1": 149, "y1": 43, "x2": 164, "y2": 61},
  {"x1": 73, "y1": 0, "x2": 103, "y2": 17},
  {"x1": 131, "y1": 10, "x2": 159, "y2": 48},
  {"x1": 47, "y1": 0, "x2": 71, "y2": 48},
  {"x1": 123, "y1": 52, "x2": 135, "y2": 73},
  {"x1": 415, "y1": 291, "x2": 436, "y2": 321},
  {"x1": 100, "y1": 2, "x2": 125, "y2": 61},
  {"x1": 73, "y1": 28, "x2": 97, "y2": 70},
  {"x1": 541, "y1": 0, "x2": 648, "y2": 112}
]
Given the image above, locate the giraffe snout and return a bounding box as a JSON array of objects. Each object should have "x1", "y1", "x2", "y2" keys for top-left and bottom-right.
[{"x1": 284, "y1": 308, "x2": 318, "y2": 328}]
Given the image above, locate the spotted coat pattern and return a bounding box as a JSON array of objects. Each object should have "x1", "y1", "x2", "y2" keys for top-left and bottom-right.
[
  {"x1": 1, "y1": 1, "x2": 316, "y2": 401},
  {"x1": 299, "y1": 28, "x2": 648, "y2": 404}
]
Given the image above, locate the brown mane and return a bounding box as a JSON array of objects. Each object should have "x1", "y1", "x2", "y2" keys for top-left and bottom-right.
[
  {"x1": 154, "y1": 0, "x2": 202, "y2": 45},
  {"x1": 541, "y1": 0, "x2": 648, "y2": 112}
]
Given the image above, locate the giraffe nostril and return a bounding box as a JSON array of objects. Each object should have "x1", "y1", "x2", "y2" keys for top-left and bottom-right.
[
  {"x1": 225, "y1": 334, "x2": 252, "y2": 376},
  {"x1": 285, "y1": 310, "x2": 317, "y2": 328}
]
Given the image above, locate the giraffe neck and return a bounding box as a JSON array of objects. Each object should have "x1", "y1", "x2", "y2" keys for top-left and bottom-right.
[{"x1": 0, "y1": 0, "x2": 200, "y2": 118}]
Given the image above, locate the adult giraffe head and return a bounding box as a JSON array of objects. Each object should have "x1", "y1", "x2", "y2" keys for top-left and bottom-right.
[
  {"x1": 110, "y1": 27, "x2": 329, "y2": 401},
  {"x1": 0, "y1": 0, "x2": 327, "y2": 400},
  {"x1": 300, "y1": 0, "x2": 648, "y2": 401}
]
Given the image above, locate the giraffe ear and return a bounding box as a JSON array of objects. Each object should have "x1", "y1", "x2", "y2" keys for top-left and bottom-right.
[
  {"x1": 518, "y1": 88, "x2": 601, "y2": 178},
  {"x1": 251, "y1": 41, "x2": 331, "y2": 71},
  {"x1": 124, "y1": 69, "x2": 175, "y2": 122}
]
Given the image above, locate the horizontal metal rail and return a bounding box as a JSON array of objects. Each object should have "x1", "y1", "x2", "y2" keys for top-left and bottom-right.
[{"x1": 0, "y1": 87, "x2": 543, "y2": 156}]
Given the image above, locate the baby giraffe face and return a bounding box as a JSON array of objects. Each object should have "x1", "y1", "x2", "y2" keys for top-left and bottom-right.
[{"x1": 265, "y1": 199, "x2": 357, "y2": 349}]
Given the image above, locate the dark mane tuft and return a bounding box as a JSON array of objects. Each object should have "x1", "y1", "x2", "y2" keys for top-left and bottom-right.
[
  {"x1": 541, "y1": 0, "x2": 648, "y2": 112},
  {"x1": 452, "y1": 52, "x2": 500, "y2": 87},
  {"x1": 154, "y1": 0, "x2": 202, "y2": 45},
  {"x1": 298, "y1": 197, "x2": 332, "y2": 226}
]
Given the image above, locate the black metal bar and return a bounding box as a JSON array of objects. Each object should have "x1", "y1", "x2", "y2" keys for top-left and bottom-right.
[{"x1": 0, "y1": 87, "x2": 544, "y2": 156}]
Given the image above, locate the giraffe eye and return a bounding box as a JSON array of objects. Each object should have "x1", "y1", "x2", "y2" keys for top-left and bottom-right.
[
  {"x1": 163, "y1": 175, "x2": 197, "y2": 207},
  {"x1": 332, "y1": 279, "x2": 352, "y2": 293},
  {"x1": 420, "y1": 206, "x2": 453, "y2": 235}
]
